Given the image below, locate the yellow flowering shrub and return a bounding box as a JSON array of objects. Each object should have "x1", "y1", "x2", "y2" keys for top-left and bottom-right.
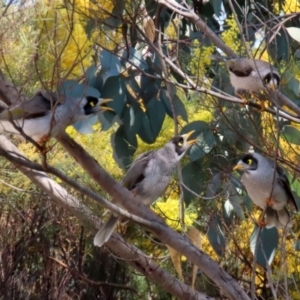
[
  {"x1": 153, "y1": 198, "x2": 197, "y2": 231},
  {"x1": 221, "y1": 15, "x2": 243, "y2": 54}
]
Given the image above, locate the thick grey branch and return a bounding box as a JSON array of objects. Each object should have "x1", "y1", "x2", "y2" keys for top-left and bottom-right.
[
  {"x1": 0, "y1": 135, "x2": 210, "y2": 300},
  {"x1": 57, "y1": 133, "x2": 250, "y2": 300}
]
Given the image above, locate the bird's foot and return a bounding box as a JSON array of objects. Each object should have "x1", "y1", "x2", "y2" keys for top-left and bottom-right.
[
  {"x1": 257, "y1": 218, "x2": 267, "y2": 227},
  {"x1": 131, "y1": 190, "x2": 137, "y2": 197},
  {"x1": 265, "y1": 197, "x2": 278, "y2": 207},
  {"x1": 252, "y1": 92, "x2": 267, "y2": 111},
  {"x1": 236, "y1": 91, "x2": 249, "y2": 106},
  {"x1": 258, "y1": 101, "x2": 266, "y2": 111},
  {"x1": 36, "y1": 135, "x2": 52, "y2": 154}
]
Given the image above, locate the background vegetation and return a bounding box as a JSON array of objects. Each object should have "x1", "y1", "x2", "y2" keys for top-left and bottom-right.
[{"x1": 1, "y1": 0, "x2": 300, "y2": 299}]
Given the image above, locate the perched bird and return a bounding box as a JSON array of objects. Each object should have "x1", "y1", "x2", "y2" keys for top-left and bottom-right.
[
  {"x1": 233, "y1": 152, "x2": 298, "y2": 229},
  {"x1": 0, "y1": 90, "x2": 111, "y2": 144},
  {"x1": 93, "y1": 131, "x2": 197, "y2": 247},
  {"x1": 211, "y1": 55, "x2": 280, "y2": 97}
]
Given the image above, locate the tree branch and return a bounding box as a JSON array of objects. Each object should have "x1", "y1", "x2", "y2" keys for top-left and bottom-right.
[
  {"x1": 56, "y1": 132, "x2": 250, "y2": 300},
  {"x1": 0, "y1": 134, "x2": 211, "y2": 300}
]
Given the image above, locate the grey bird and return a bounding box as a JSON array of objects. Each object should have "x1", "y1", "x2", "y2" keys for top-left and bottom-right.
[
  {"x1": 0, "y1": 90, "x2": 112, "y2": 145},
  {"x1": 211, "y1": 55, "x2": 280, "y2": 97},
  {"x1": 233, "y1": 152, "x2": 298, "y2": 229},
  {"x1": 93, "y1": 131, "x2": 197, "y2": 247}
]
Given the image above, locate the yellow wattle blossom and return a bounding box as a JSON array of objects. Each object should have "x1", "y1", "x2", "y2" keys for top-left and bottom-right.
[
  {"x1": 190, "y1": 40, "x2": 215, "y2": 82},
  {"x1": 153, "y1": 198, "x2": 197, "y2": 231},
  {"x1": 221, "y1": 15, "x2": 244, "y2": 54},
  {"x1": 274, "y1": 0, "x2": 300, "y2": 13}
]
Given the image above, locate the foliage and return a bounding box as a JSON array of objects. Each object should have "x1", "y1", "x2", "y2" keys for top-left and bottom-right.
[{"x1": 1, "y1": 0, "x2": 300, "y2": 298}]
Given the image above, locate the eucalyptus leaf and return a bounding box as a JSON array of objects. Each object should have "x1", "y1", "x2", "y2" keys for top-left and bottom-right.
[
  {"x1": 101, "y1": 75, "x2": 126, "y2": 116},
  {"x1": 181, "y1": 121, "x2": 215, "y2": 161},
  {"x1": 250, "y1": 226, "x2": 278, "y2": 267},
  {"x1": 281, "y1": 125, "x2": 300, "y2": 145},
  {"x1": 207, "y1": 215, "x2": 226, "y2": 258},
  {"x1": 111, "y1": 126, "x2": 137, "y2": 169},
  {"x1": 294, "y1": 239, "x2": 300, "y2": 251},
  {"x1": 123, "y1": 102, "x2": 143, "y2": 137},
  {"x1": 160, "y1": 90, "x2": 188, "y2": 122},
  {"x1": 98, "y1": 111, "x2": 120, "y2": 131},
  {"x1": 182, "y1": 161, "x2": 207, "y2": 203},
  {"x1": 99, "y1": 50, "x2": 121, "y2": 84}
]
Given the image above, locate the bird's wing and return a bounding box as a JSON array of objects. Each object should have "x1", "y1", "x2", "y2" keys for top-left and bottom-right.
[
  {"x1": 122, "y1": 150, "x2": 155, "y2": 191},
  {"x1": 228, "y1": 60, "x2": 253, "y2": 77},
  {"x1": 0, "y1": 91, "x2": 60, "y2": 120},
  {"x1": 276, "y1": 165, "x2": 298, "y2": 211}
]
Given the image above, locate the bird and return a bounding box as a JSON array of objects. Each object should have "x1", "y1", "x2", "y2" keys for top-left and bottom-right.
[
  {"x1": 233, "y1": 152, "x2": 298, "y2": 229},
  {"x1": 211, "y1": 55, "x2": 280, "y2": 100},
  {"x1": 93, "y1": 131, "x2": 197, "y2": 247},
  {"x1": 0, "y1": 90, "x2": 112, "y2": 145}
]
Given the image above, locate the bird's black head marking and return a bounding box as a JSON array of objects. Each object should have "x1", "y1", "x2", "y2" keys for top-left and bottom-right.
[
  {"x1": 84, "y1": 96, "x2": 99, "y2": 115},
  {"x1": 263, "y1": 73, "x2": 280, "y2": 87},
  {"x1": 241, "y1": 153, "x2": 258, "y2": 170},
  {"x1": 171, "y1": 136, "x2": 186, "y2": 156}
]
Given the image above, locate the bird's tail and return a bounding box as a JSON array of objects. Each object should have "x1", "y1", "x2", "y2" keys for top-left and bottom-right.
[
  {"x1": 276, "y1": 208, "x2": 293, "y2": 229},
  {"x1": 93, "y1": 215, "x2": 120, "y2": 247},
  {"x1": 265, "y1": 207, "x2": 292, "y2": 229}
]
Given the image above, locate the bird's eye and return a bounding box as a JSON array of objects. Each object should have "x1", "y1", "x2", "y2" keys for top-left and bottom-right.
[
  {"x1": 246, "y1": 158, "x2": 253, "y2": 165},
  {"x1": 178, "y1": 137, "x2": 184, "y2": 147}
]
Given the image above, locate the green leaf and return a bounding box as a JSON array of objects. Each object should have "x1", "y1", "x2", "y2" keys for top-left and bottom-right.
[
  {"x1": 140, "y1": 70, "x2": 161, "y2": 103},
  {"x1": 101, "y1": 75, "x2": 126, "y2": 117},
  {"x1": 206, "y1": 172, "x2": 222, "y2": 198},
  {"x1": 85, "y1": 19, "x2": 96, "y2": 38},
  {"x1": 98, "y1": 111, "x2": 120, "y2": 131},
  {"x1": 111, "y1": 125, "x2": 137, "y2": 169},
  {"x1": 84, "y1": 65, "x2": 104, "y2": 92},
  {"x1": 250, "y1": 226, "x2": 279, "y2": 267},
  {"x1": 182, "y1": 161, "x2": 207, "y2": 203},
  {"x1": 281, "y1": 125, "x2": 300, "y2": 145},
  {"x1": 266, "y1": 27, "x2": 290, "y2": 62},
  {"x1": 161, "y1": 90, "x2": 188, "y2": 122},
  {"x1": 138, "y1": 114, "x2": 155, "y2": 144},
  {"x1": 146, "y1": 98, "x2": 166, "y2": 138},
  {"x1": 207, "y1": 215, "x2": 226, "y2": 258},
  {"x1": 286, "y1": 27, "x2": 300, "y2": 43},
  {"x1": 145, "y1": 0, "x2": 158, "y2": 17},
  {"x1": 123, "y1": 48, "x2": 148, "y2": 70},
  {"x1": 138, "y1": 99, "x2": 165, "y2": 144},
  {"x1": 99, "y1": 50, "x2": 121, "y2": 83},
  {"x1": 210, "y1": 0, "x2": 223, "y2": 17},
  {"x1": 228, "y1": 194, "x2": 245, "y2": 220},
  {"x1": 243, "y1": 194, "x2": 254, "y2": 211},
  {"x1": 294, "y1": 239, "x2": 300, "y2": 251},
  {"x1": 181, "y1": 121, "x2": 215, "y2": 161},
  {"x1": 102, "y1": 1, "x2": 125, "y2": 29},
  {"x1": 123, "y1": 102, "x2": 143, "y2": 137}
]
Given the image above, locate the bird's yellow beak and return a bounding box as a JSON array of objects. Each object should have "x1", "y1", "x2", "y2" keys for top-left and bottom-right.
[
  {"x1": 183, "y1": 130, "x2": 197, "y2": 145},
  {"x1": 267, "y1": 83, "x2": 276, "y2": 91},
  {"x1": 232, "y1": 163, "x2": 244, "y2": 171},
  {"x1": 98, "y1": 98, "x2": 114, "y2": 111}
]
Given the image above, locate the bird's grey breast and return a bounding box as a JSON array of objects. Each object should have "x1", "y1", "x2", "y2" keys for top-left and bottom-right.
[
  {"x1": 242, "y1": 167, "x2": 288, "y2": 210},
  {"x1": 140, "y1": 147, "x2": 178, "y2": 205}
]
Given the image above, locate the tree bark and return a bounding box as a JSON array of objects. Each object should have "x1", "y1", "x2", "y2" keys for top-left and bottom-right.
[{"x1": 0, "y1": 135, "x2": 213, "y2": 300}]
